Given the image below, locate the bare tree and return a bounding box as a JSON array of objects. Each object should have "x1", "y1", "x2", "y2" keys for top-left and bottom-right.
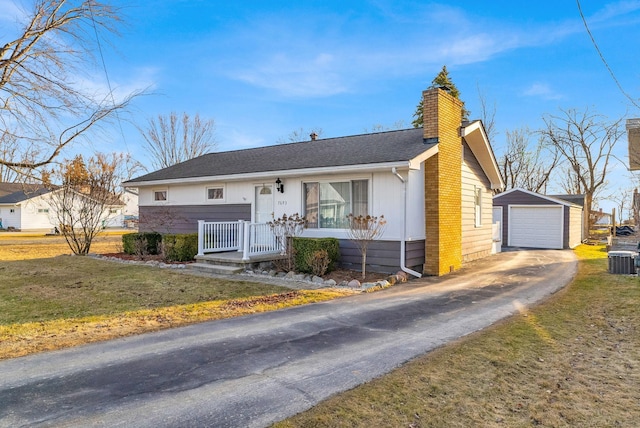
[
  {"x1": 477, "y1": 85, "x2": 497, "y2": 142},
  {"x1": 268, "y1": 213, "x2": 307, "y2": 272},
  {"x1": 276, "y1": 127, "x2": 323, "y2": 144},
  {"x1": 363, "y1": 121, "x2": 407, "y2": 134},
  {"x1": 1, "y1": 0, "x2": 138, "y2": 171},
  {"x1": 47, "y1": 153, "x2": 127, "y2": 255},
  {"x1": 498, "y1": 127, "x2": 559, "y2": 193},
  {"x1": 346, "y1": 214, "x2": 386, "y2": 280},
  {"x1": 138, "y1": 112, "x2": 216, "y2": 171},
  {"x1": 608, "y1": 187, "x2": 633, "y2": 224},
  {"x1": 540, "y1": 108, "x2": 624, "y2": 238}
]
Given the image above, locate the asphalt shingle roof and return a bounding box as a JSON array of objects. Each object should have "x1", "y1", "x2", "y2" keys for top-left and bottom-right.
[
  {"x1": 0, "y1": 184, "x2": 51, "y2": 204},
  {"x1": 127, "y1": 128, "x2": 434, "y2": 183}
]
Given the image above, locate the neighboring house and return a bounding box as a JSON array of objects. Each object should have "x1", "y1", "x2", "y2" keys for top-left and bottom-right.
[
  {"x1": 0, "y1": 183, "x2": 125, "y2": 231},
  {"x1": 592, "y1": 209, "x2": 613, "y2": 226},
  {"x1": 493, "y1": 188, "x2": 584, "y2": 249},
  {"x1": 125, "y1": 88, "x2": 504, "y2": 276}
]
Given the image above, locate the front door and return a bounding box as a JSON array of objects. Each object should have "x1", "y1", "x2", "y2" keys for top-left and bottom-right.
[{"x1": 255, "y1": 185, "x2": 274, "y2": 223}]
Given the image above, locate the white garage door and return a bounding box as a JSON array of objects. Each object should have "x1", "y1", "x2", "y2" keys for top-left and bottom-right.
[{"x1": 509, "y1": 206, "x2": 563, "y2": 249}]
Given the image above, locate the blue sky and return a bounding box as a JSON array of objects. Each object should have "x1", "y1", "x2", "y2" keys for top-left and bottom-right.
[{"x1": 3, "y1": 1, "x2": 640, "y2": 210}]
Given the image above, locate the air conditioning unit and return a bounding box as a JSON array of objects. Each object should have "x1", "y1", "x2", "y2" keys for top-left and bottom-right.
[{"x1": 608, "y1": 250, "x2": 637, "y2": 274}]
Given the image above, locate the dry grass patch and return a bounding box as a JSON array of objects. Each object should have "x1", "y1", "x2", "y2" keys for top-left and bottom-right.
[
  {"x1": 0, "y1": 288, "x2": 351, "y2": 360},
  {"x1": 0, "y1": 232, "x2": 122, "y2": 260},
  {"x1": 0, "y1": 246, "x2": 354, "y2": 360},
  {"x1": 275, "y1": 245, "x2": 640, "y2": 427}
]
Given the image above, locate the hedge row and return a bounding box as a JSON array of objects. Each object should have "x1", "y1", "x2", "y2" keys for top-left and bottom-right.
[
  {"x1": 122, "y1": 232, "x2": 198, "y2": 262},
  {"x1": 122, "y1": 232, "x2": 162, "y2": 255},
  {"x1": 292, "y1": 237, "x2": 340, "y2": 273},
  {"x1": 121, "y1": 234, "x2": 340, "y2": 267}
]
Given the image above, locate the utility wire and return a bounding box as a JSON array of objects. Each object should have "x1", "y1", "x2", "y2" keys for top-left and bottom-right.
[
  {"x1": 576, "y1": 0, "x2": 640, "y2": 110},
  {"x1": 87, "y1": 2, "x2": 130, "y2": 152}
]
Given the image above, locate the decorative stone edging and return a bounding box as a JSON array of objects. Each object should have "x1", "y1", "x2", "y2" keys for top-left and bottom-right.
[
  {"x1": 90, "y1": 254, "x2": 410, "y2": 292},
  {"x1": 240, "y1": 267, "x2": 409, "y2": 292}
]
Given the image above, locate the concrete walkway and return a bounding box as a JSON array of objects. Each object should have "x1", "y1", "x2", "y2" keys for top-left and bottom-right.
[{"x1": 0, "y1": 249, "x2": 577, "y2": 427}]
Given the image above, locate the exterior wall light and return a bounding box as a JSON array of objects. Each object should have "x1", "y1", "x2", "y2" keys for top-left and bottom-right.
[{"x1": 275, "y1": 178, "x2": 284, "y2": 193}]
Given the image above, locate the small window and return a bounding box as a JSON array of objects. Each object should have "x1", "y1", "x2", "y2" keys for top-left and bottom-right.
[
  {"x1": 474, "y1": 186, "x2": 482, "y2": 227},
  {"x1": 38, "y1": 208, "x2": 49, "y2": 214},
  {"x1": 154, "y1": 190, "x2": 167, "y2": 202},
  {"x1": 109, "y1": 208, "x2": 118, "y2": 214},
  {"x1": 207, "y1": 187, "x2": 224, "y2": 201}
]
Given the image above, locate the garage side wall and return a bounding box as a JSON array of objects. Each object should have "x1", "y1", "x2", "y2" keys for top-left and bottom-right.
[{"x1": 567, "y1": 205, "x2": 583, "y2": 248}]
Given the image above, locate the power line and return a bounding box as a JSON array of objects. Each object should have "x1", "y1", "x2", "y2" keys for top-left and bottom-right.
[
  {"x1": 87, "y1": 2, "x2": 130, "y2": 152},
  {"x1": 576, "y1": 0, "x2": 640, "y2": 110}
]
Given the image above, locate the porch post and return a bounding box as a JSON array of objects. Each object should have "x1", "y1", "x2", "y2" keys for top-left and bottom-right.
[
  {"x1": 237, "y1": 220, "x2": 244, "y2": 253},
  {"x1": 242, "y1": 221, "x2": 251, "y2": 261},
  {"x1": 197, "y1": 220, "x2": 204, "y2": 256}
]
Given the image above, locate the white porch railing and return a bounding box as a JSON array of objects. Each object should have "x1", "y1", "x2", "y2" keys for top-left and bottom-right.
[{"x1": 197, "y1": 220, "x2": 283, "y2": 261}]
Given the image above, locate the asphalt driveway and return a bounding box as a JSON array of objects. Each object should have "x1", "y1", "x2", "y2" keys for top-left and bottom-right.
[{"x1": 0, "y1": 249, "x2": 577, "y2": 427}]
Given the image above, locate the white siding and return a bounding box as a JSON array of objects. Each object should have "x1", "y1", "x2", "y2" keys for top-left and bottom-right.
[
  {"x1": 20, "y1": 196, "x2": 56, "y2": 230},
  {"x1": 135, "y1": 169, "x2": 418, "y2": 241},
  {"x1": 0, "y1": 206, "x2": 21, "y2": 229}
]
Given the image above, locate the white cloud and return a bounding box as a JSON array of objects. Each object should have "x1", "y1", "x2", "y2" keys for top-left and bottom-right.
[
  {"x1": 212, "y1": 2, "x2": 640, "y2": 99},
  {"x1": 234, "y1": 52, "x2": 348, "y2": 98},
  {"x1": 523, "y1": 83, "x2": 563, "y2": 100}
]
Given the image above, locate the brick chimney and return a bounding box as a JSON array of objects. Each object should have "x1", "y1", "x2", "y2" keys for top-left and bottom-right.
[{"x1": 422, "y1": 87, "x2": 464, "y2": 275}]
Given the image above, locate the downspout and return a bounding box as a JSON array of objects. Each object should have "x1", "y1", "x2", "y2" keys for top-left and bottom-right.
[{"x1": 391, "y1": 167, "x2": 422, "y2": 278}]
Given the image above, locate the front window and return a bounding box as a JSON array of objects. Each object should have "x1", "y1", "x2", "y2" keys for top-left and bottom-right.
[{"x1": 304, "y1": 180, "x2": 368, "y2": 228}]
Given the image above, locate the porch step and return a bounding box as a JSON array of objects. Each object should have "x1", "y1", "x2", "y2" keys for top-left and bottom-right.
[{"x1": 188, "y1": 262, "x2": 244, "y2": 275}]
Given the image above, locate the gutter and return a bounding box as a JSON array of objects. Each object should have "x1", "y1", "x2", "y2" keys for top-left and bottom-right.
[{"x1": 391, "y1": 168, "x2": 422, "y2": 278}]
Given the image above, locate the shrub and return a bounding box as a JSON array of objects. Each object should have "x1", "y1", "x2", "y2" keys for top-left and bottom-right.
[
  {"x1": 122, "y1": 232, "x2": 162, "y2": 256},
  {"x1": 162, "y1": 233, "x2": 198, "y2": 262},
  {"x1": 293, "y1": 237, "x2": 340, "y2": 274},
  {"x1": 307, "y1": 249, "x2": 330, "y2": 276}
]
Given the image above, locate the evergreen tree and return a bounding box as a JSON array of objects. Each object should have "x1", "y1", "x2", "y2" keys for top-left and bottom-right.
[{"x1": 412, "y1": 65, "x2": 469, "y2": 127}]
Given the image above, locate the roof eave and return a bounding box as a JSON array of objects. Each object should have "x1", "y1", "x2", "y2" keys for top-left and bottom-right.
[
  {"x1": 124, "y1": 161, "x2": 414, "y2": 187},
  {"x1": 460, "y1": 121, "x2": 505, "y2": 190}
]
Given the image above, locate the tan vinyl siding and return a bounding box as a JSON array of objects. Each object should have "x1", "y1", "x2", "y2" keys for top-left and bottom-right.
[
  {"x1": 461, "y1": 141, "x2": 493, "y2": 262},
  {"x1": 568, "y1": 205, "x2": 583, "y2": 248}
]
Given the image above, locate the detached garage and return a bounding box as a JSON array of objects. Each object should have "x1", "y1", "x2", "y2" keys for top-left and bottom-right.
[{"x1": 494, "y1": 188, "x2": 584, "y2": 249}]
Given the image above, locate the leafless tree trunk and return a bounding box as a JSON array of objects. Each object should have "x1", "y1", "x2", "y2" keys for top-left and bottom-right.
[
  {"x1": 346, "y1": 214, "x2": 386, "y2": 279},
  {"x1": 47, "y1": 153, "x2": 127, "y2": 255},
  {"x1": 540, "y1": 108, "x2": 623, "y2": 238},
  {"x1": 498, "y1": 127, "x2": 559, "y2": 193},
  {"x1": 138, "y1": 112, "x2": 216, "y2": 171},
  {"x1": 1, "y1": 1, "x2": 138, "y2": 171},
  {"x1": 477, "y1": 85, "x2": 497, "y2": 142}
]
